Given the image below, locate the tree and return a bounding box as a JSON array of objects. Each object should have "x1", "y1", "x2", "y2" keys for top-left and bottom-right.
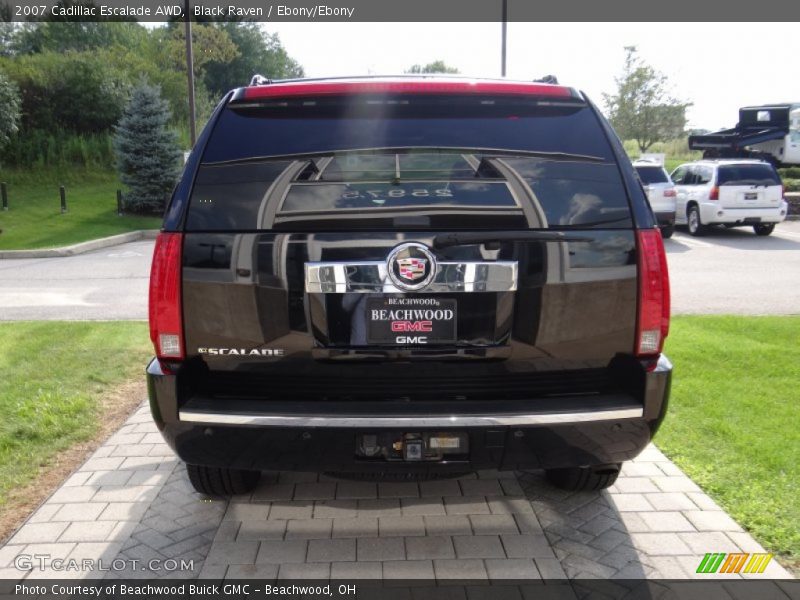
[
  {"x1": 604, "y1": 46, "x2": 691, "y2": 153},
  {"x1": 163, "y1": 24, "x2": 238, "y2": 75},
  {"x1": 9, "y1": 22, "x2": 149, "y2": 55},
  {"x1": 203, "y1": 23, "x2": 304, "y2": 98},
  {"x1": 0, "y1": 69, "x2": 20, "y2": 152},
  {"x1": 405, "y1": 60, "x2": 459, "y2": 74},
  {"x1": 114, "y1": 83, "x2": 181, "y2": 214},
  {"x1": 0, "y1": 50, "x2": 130, "y2": 133},
  {"x1": 0, "y1": 5, "x2": 14, "y2": 57}
]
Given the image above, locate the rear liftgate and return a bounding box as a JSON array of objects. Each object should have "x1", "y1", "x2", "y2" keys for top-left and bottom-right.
[{"x1": 306, "y1": 240, "x2": 518, "y2": 463}]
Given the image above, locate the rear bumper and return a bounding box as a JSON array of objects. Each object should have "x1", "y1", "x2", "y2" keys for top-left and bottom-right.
[
  {"x1": 147, "y1": 355, "x2": 672, "y2": 473},
  {"x1": 654, "y1": 211, "x2": 676, "y2": 227},
  {"x1": 699, "y1": 201, "x2": 788, "y2": 225}
]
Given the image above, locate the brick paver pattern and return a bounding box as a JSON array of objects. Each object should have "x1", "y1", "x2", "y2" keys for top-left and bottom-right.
[{"x1": 0, "y1": 404, "x2": 792, "y2": 581}]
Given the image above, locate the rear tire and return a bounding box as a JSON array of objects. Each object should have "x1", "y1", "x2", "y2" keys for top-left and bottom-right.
[
  {"x1": 545, "y1": 464, "x2": 621, "y2": 491},
  {"x1": 753, "y1": 223, "x2": 775, "y2": 236},
  {"x1": 687, "y1": 205, "x2": 706, "y2": 236},
  {"x1": 186, "y1": 464, "x2": 261, "y2": 496},
  {"x1": 660, "y1": 224, "x2": 674, "y2": 239}
]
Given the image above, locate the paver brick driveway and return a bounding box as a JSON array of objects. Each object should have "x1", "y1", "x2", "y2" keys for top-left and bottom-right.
[{"x1": 0, "y1": 404, "x2": 792, "y2": 582}]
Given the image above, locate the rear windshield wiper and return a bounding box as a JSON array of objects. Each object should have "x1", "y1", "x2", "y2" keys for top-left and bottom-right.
[
  {"x1": 555, "y1": 216, "x2": 631, "y2": 228},
  {"x1": 477, "y1": 151, "x2": 606, "y2": 164},
  {"x1": 433, "y1": 231, "x2": 592, "y2": 249}
]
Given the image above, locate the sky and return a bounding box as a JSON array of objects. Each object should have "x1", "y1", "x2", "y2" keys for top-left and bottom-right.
[{"x1": 264, "y1": 22, "x2": 800, "y2": 131}]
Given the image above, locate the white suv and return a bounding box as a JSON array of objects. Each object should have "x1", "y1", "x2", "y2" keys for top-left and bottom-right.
[
  {"x1": 634, "y1": 159, "x2": 677, "y2": 238},
  {"x1": 670, "y1": 159, "x2": 788, "y2": 236}
]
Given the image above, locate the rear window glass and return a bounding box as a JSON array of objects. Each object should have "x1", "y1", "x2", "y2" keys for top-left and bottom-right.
[
  {"x1": 186, "y1": 96, "x2": 632, "y2": 231},
  {"x1": 717, "y1": 164, "x2": 781, "y2": 186},
  {"x1": 635, "y1": 166, "x2": 669, "y2": 184}
]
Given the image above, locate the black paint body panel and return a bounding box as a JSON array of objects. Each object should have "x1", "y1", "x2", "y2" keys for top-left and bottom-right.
[
  {"x1": 147, "y1": 356, "x2": 671, "y2": 472},
  {"x1": 181, "y1": 230, "x2": 638, "y2": 371}
]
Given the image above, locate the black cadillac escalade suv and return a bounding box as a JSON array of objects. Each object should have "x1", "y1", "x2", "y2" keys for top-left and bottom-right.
[{"x1": 147, "y1": 77, "x2": 672, "y2": 496}]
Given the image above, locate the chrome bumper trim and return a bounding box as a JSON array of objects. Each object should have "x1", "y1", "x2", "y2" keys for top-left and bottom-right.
[
  {"x1": 305, "y1": 261, "x2": 518, "y2": 293},
  {"x1": 179, "y1": 407, "x2": 643, "y2": 428}
]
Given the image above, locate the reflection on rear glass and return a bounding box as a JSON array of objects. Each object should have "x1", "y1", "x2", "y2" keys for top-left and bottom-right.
[
  {"x1": 503, "y1": 158, "x2": 630, "y2": 226},
  {"x1": 280, "y1": 182, "x2": 518, "y2": 213}
]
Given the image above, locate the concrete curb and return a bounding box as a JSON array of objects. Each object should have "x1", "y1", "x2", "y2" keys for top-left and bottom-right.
[{"x1": 0, "y1": 230, "x2": 159, "y2": 259}]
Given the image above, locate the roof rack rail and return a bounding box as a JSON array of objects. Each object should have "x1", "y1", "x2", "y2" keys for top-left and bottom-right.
[
  {"x1": 249, "y1": 74, "x2": 272, "y2": 86},
  {"x1": 534, "y1": 75, "x2": 559, "y2": 84}
]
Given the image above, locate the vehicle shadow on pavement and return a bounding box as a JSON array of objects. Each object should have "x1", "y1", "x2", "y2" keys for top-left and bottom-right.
[
  {"x1": 662, "y1": 238, "x2": 693, "y2": 254},
  {"x1": 514, "y1": 469, "x2": 655, "y2": 600},
  {"x1": 102, "y1": 463, "x2": 666, "y2": 592}
]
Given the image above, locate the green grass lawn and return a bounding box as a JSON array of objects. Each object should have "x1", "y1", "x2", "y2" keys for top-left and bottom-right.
[
  {"x1": 0, "y1": 321, "x2": 151, "y2": 509},
  {"x1": 0, "y1": 172, "x2": 161, "y2": 250},
  {"x1": 656, "y1": 316, "x2": 800, "y2": 563}
]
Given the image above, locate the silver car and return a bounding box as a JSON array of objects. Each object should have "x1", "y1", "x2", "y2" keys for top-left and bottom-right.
[
  {"x1": 634, "y1": 160, "x2": 677, "y2": 238},
  {"x1": 670, "y1": 159, "x2": 788, "y2": 236}
]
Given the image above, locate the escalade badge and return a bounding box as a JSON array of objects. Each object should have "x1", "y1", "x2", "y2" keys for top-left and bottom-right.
[{"x1": 387, "y1": 243, "x2": 436, "y2": 291}]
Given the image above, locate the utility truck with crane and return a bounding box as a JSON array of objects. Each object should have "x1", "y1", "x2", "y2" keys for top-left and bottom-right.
[{"x1": 689, "y1": 103, "x2": 800, "y2": 167}]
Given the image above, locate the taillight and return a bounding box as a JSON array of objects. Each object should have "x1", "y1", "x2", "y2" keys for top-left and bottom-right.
[
  {"x1": 664, "y1": 188, "x2": 677, "y2": 197},
  {"x1": 708, "y1": 186, "x2": 719, "y2": 200},
  {"x1": 636, "y1": 229, "x2": 670, "y2": 357},
  {"x1": 149, "y1": 232, "x2": 184, "y2": 363}
]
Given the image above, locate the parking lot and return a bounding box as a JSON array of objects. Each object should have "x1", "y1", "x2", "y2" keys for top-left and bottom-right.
[
  {"x1": 1, "y1": 221, "x2": 799, "y2": 321},
  {"x1": 665, "y1": 222, "x2": 800, "y2": 315}
]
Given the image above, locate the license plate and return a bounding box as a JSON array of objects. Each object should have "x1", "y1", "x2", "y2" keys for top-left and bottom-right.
[
  {"x1": 367, "y1": 297, "x2": 456, "y2": 345},
  {"x1": 745, "y1": 192, "x2": 758, "y2": 200}
]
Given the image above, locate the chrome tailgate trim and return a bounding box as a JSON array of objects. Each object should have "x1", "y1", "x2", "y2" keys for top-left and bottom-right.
[
  {"x1": 305, "y1": 261, "x2": 518, "y2": 293},
  {"x1": 179, "y1": 407, "x2": 643, "y2": 428}
]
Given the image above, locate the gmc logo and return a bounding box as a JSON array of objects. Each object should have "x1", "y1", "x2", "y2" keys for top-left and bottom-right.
[
  {"x1": 396, "y1": 336, "x2": 428, "y2": 344},
  {"x1": 391, "y1": 320, "x2": 433, "y2": 332}
]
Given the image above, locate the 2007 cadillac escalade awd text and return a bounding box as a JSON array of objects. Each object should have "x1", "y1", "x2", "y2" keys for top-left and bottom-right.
[{"x1": 147, "y1": 77, "x2": 672, "y2": 496}]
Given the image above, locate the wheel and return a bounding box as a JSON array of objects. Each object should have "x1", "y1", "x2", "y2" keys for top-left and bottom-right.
[
  {"x1": 545, "y1": 464, "x2": 621, "y2": 491},
  {"x1": 687, "y1": 205, "x2": 706, "y2": 236},
  {"x1": 753, "y1": 223, "x2": 775, "y2": 236},
  {"x1": 186, "y1": 464, "x2": 261, "y2": 496},
  {"x1": 660, "y1": 224, "x2": 674, "y2": 239}
]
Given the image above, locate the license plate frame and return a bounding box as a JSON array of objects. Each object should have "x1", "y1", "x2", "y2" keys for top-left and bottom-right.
[
  {"x1": 744, "y1": 192, "x2": 758, "y2": 200},
  {"x1": 366, "y1": 297, "x2": 457, "y2": 345}
]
